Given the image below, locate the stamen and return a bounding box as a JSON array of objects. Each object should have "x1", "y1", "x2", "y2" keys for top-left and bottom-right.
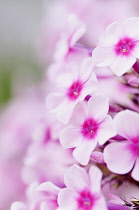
[
  {"x1": 73, "y1": 91, "x2": 78, "y2": 95},
  {"x1": 84, "y1": 201, "x2": 90, "y2": 205},
  {"x1": 122, "y1": 48, "x2": 127, "y2": 52}
]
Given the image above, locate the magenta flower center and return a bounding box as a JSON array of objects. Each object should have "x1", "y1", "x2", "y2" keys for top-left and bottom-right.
[
  {"x1": 128, "y1": 142, "x2": 139, "y2": 157},
  {"x1": 114, "y1": 37, "x2": 136, "y2": 56},
  {"x1": 81, "y1": 118, "x2": 98, "y2": 139},
  {"x1": 67, "y1": 80, "x2": 83, "y2": 100},
  {"x1": 77, "y1": 190, "x2": 96, "y2": 210}
]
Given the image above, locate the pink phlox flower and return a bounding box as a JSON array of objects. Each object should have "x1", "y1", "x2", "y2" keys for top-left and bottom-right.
[
  {"x1": 60, "y1": 95, "x2": 116, "y2": 165},
  {"x1": 54, "y1": 14, "x2": 86, "y2": 61},
  {"x1": 46, "y1": 57, "x2": 98, "y2": 124},
  {"x1": 22, "y1": 139, "x2": 76, "y2": 187},
  {"x1": 92, "y1": 17, "x2": 139, "y2": 76},
  {"x1": 11, "y1": 181, "x2": 61, "y2": 210},
  {"x1": 57, "y1": 164, "x2": 108, "y2": 210},
  {"x1": 104, "y1": 110, "x2": 139, "y2": 181}
]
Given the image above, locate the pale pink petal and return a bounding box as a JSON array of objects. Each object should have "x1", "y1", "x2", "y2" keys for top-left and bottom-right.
[
  {"x1": 11, "y1": 202, "x2": 28, "y2": 210},
  {"x1": 104, "y1": 142, "x2": 135, "y2": 174},
  {"x1": 93, "y1": 196, "x2": 108, "y2": 210},
  {"x1": 124, "y1": 17, "x2": 139, "y2": 39},
  {"x1": 131, "y1": 41, "x2": 139, "y2": 58},
  {"x1": 70, "y1": 25, "x2": 86, "y2": 47},
  {"x1": 131, "y1": 157, "x2": 139, "y2": 181},
  {"x1": 96, "y1": 115, "x2": 117, "y2": 145},
  {"x1": 89, "y1": 166, "x2": 102, "y2": 193},
  {"x1": 64, "y1": 164, "x2": 89, "y2": 192},
  {"x1": 92, "y1": 46, "x2": 115, "y2": 67},
  {"x1": 114, "y1": 110, "x2": 139, "y2": 142},
  {"x1": 99, "y1": 22, "x2": 124, "y2": 45},
  {"x1": 79, "y1": 73, "x2": 98, "y2": 101},
  {"x1": 60, "y1": 127, "x2": 83, "y2": 148},
  {"x1": 70, "y1": 101, "x2": 88, "y2": 126},
  {"x1": 36, "y1": 181, "x2": 61, "y2": 195},
  {"x1": 56, "y1": 100, "x2": 78, "y2": 124},
  {"x1": 109, "y1": 55, "x2": 136, "y2": 76},
  {"x1": 58, "y1": 188, "x2": 77, "y2": 210},
  {"x1": 73, "y1": 140, "x2": 97, "y2": 165},
  {"x1": 88, "y1": 95, "x2": 109, "y2": 123},
  {"x1": 79, "y1": 57, "x2": 95, "y2": 82},
  {"x1": 46, "y1": 93, "x2": 65, "y2": 111},
  {"x1": 56, "y1": 73, "x2": 74, "y2": 89}
]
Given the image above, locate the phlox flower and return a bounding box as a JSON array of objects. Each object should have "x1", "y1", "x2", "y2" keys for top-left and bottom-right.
[
  {"x1": 104, "y1": 110, "x2": 139, "y2": 181},
  {"x1": 92, "y1": 17, "x2": 139, "y2": 76},
  {"x1": 54, "y1": 14, "x2": 86, "y2": 61},
  {"x1": 57, "y1": 164, "x2": 108, "y2": 210},
  {"x1": 60, "y1": 95, "x2": 116, "y2": 165},
  {"x1": 46, "y1": 58, "x2": 98, "y2": 124},
  {"x1": 22, "y1": 138, "x2": 75, "y2": 187},
  {"x1": 11, "y1": 181, "x2": 61, "y2": 210}
]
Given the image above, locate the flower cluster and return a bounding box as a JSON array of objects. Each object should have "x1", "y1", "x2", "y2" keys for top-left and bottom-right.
[{"x1": 1, "y1": 1, "x2": 139, "y2": 210}]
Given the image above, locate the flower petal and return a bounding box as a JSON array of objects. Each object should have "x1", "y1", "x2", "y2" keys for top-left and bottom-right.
[
  {"x1": 104, "y1": 142, "x2": 135, "y2": 174},
  {"x1": 36, "y1": 181, "x2": 61, "y2": 195},
  {"x1": 114, "y1": 110, "x2": 139, "y2": 142},
  {"x1": 92, "y1": 46, "x2": 114, "y2": 67},
  {"x1": 10, "y1": 202, "x2": 28, "y2": 210},
  {"x1": 131, "y1": 157, "x2": 139, "y2": 181},
  {"x1": 124, "y1": 17, "x2": 139, "y2": 39},
  {"x1": 64, "y1": 164, "x2": 89, "y2": 192},
  {"x1": 60, "y1": 127, "x2": 83, "y2": 148},
  {"x1": 96, "y1": 115, "x2": 117, "y2": 145},
  {"x1": 73, "y1": 140, "x2": 97, "y2": 165},
  {"x1": 109, "y1": 55, "x2": 136, "y2": 76},
  {"x1": 70, "y1": 101, "x2": 88, "y2": 126},
  {"x1": 99, "y1": 22, "x2": 124, "y2": 46},
  {"x1": 88, "y1": 95, "x2": 109, "y2": 123},
  {"x1": 58, "y1": 188, "x2": 77, "y2": 210},
  {"x1": 89, "y1": 165, "x2": 102, "y2": 193}
]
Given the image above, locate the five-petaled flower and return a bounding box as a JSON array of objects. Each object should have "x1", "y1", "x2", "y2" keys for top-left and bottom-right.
[
  {"x1": 92, "y1": 17, "x2": 139, "y2": 76},
  {"x1": 57, "y1": 164, "x2": 108, "y2": 210},
  {"x1": 104, "y1": 110, "x2": 139, "y2": 181},
  {"x1": 60, "y1": 95, "x2": 116, "y2": 165},
  {"x1": 46, "y1": 58, "x2": 98, "y2": 124}
]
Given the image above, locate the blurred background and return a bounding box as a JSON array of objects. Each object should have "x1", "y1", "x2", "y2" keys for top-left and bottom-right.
[{"x1": 0, "y1": 0, "x2": 44, "y2": 107}]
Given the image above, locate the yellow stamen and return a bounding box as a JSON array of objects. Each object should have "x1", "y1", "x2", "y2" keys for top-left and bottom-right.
[
  {"x1": 122, "y1": 48, "x2": 127, "y2": 52},
  {"x1": 74, "y1": 91, "x2": 78, "y2": 95},
  {"x1": 84, "y1": 202, "x2": 90, "y2": 206}
]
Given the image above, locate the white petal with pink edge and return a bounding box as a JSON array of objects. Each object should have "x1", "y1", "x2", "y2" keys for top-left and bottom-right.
[
  {"x1": 64, "y1": 164, "x2": 89, "y2": 192},
  {"x1": 104, "y1": 142, "x2": 136, "y2": 174},
  {"x1": 73, "y1": 139, "x2": 97, "y2": 165}
]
